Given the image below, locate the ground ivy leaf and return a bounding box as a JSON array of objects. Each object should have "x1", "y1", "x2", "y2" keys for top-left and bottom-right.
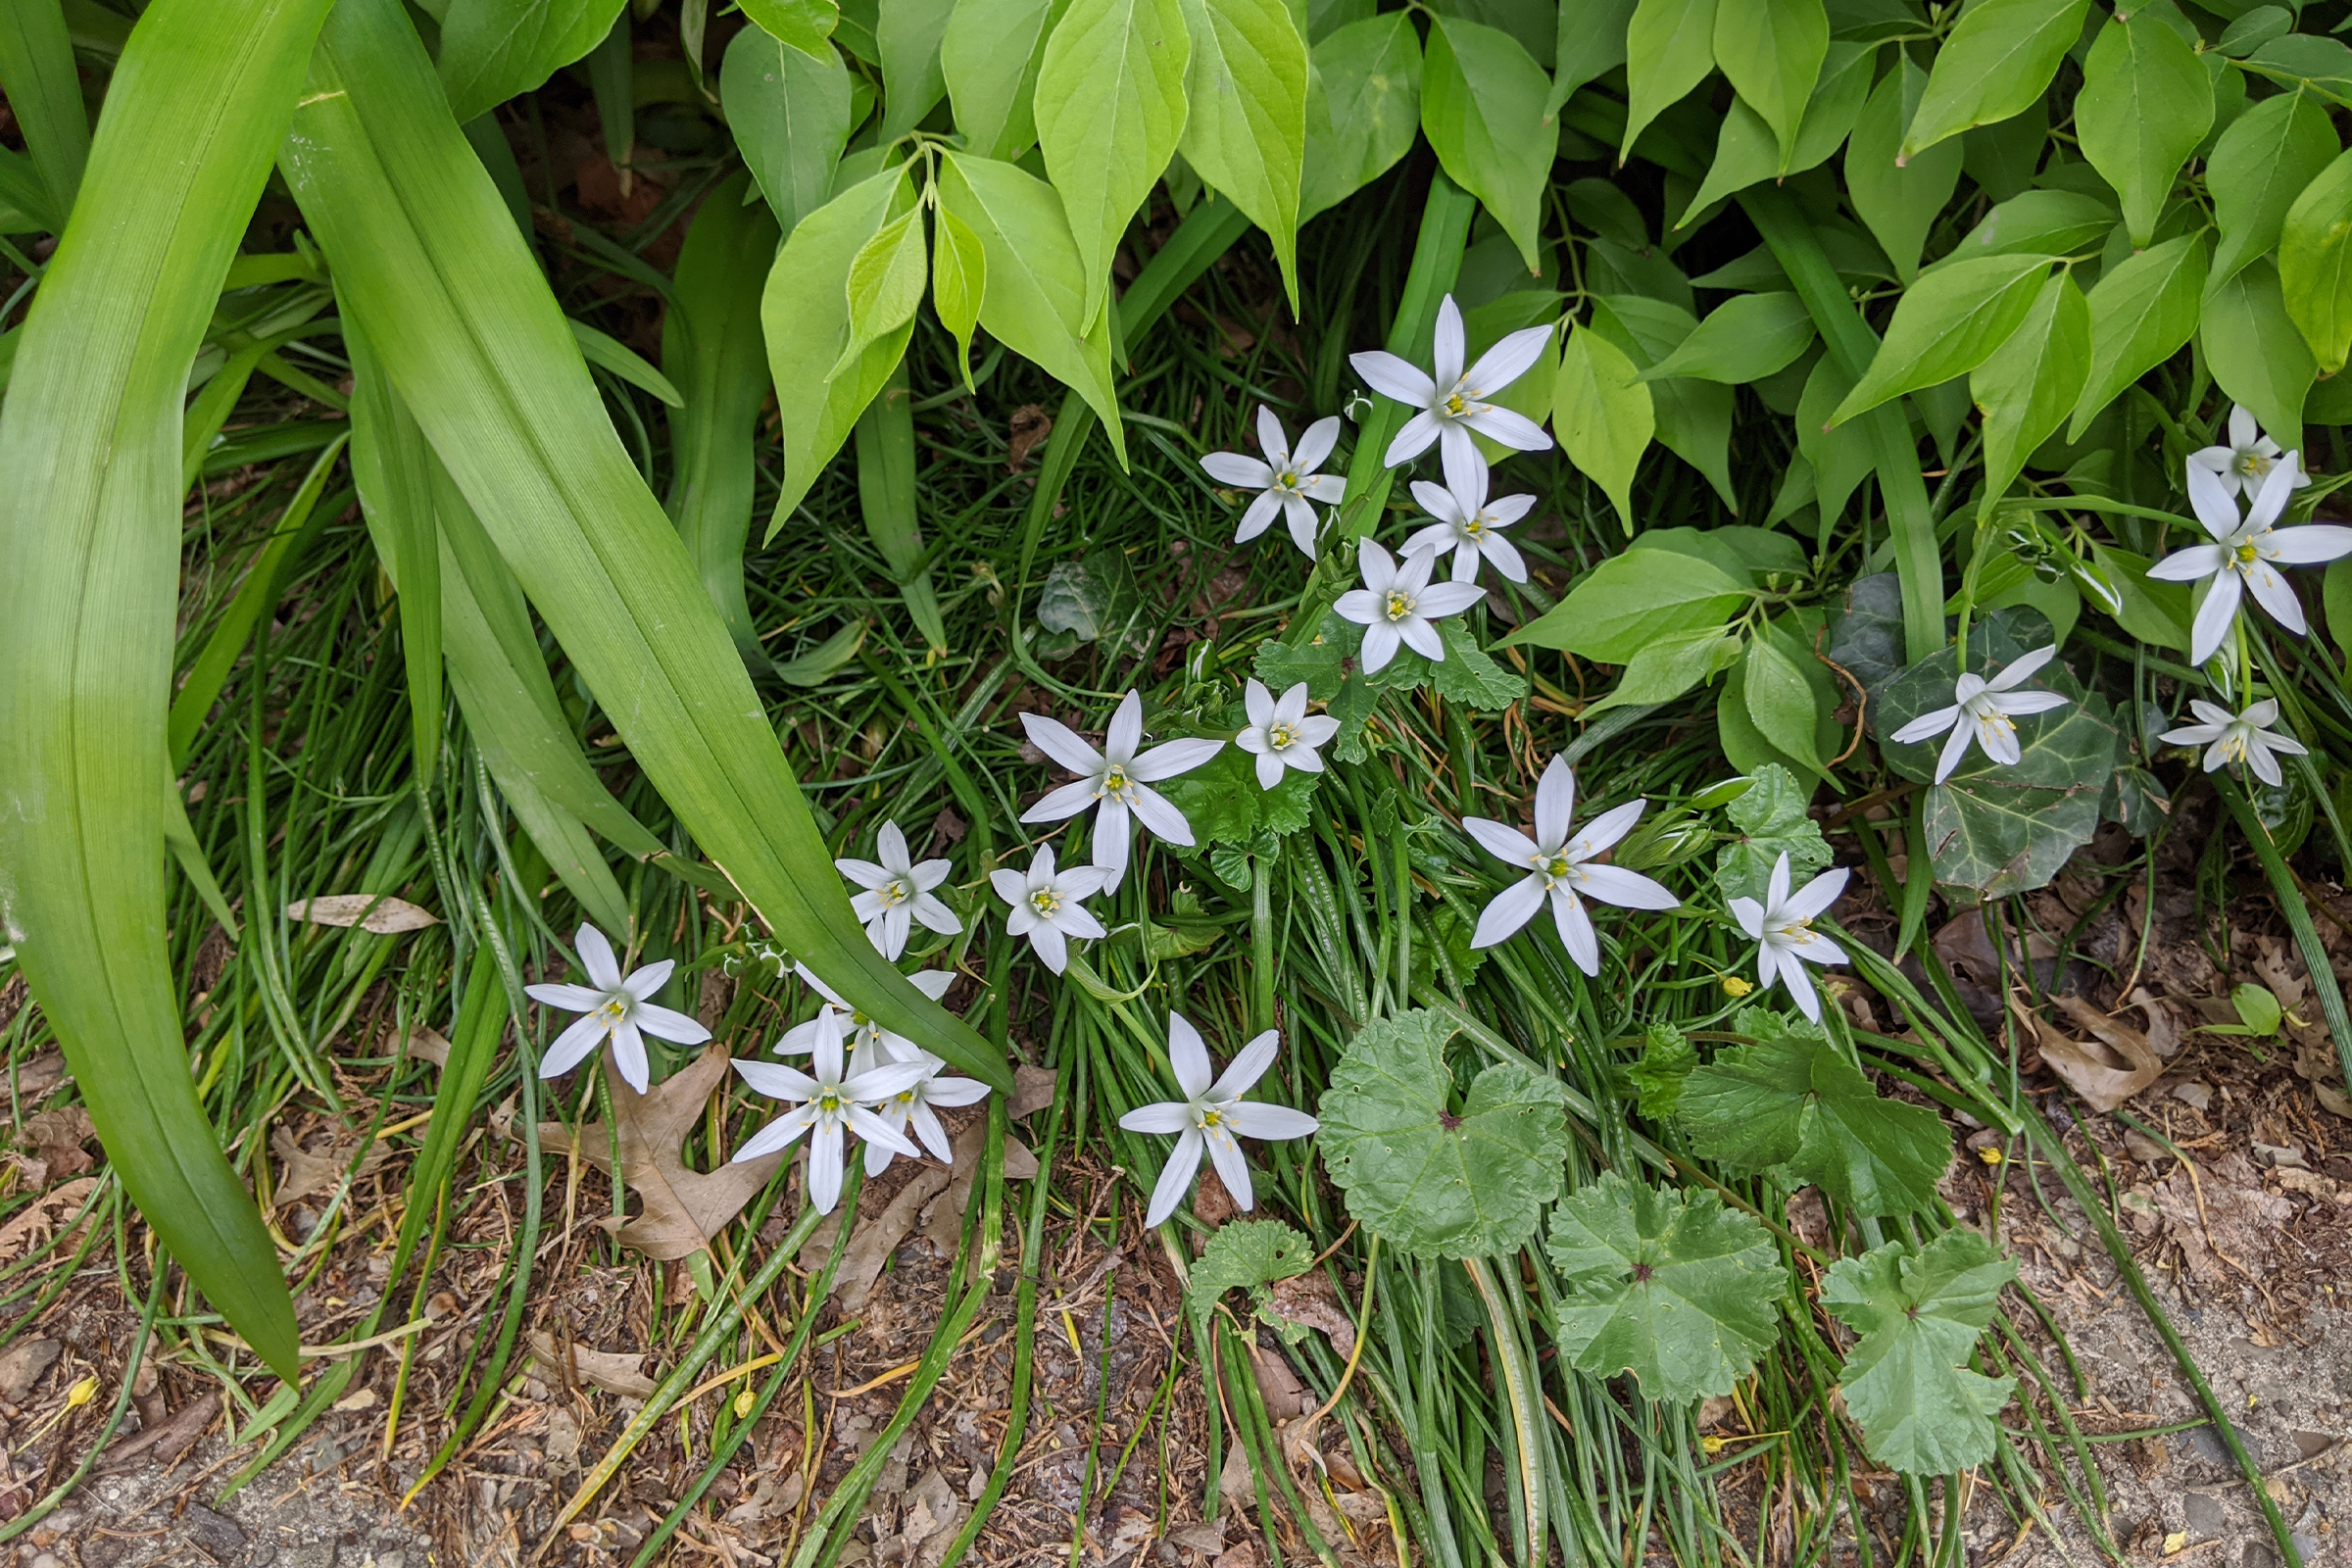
[
  {"x1": 1678, "y1": 1013, "x2": 1951, "y2": 1217},
  {"x1": 1823, "y1": 1229, "x2": 2019, "y2": 1473},
  {"x1": 1712, "y1": 761, "x2": 1832, "y2": 905},
  {"x1": 1545, "y1": 1171, "x2": 1787, "y2": 1403},
  {"x1": 1317, "y1": 1009, "x2": 1569, "y2": 1258},
  {"x1": 1253, "y1": 613, "x2": 1522, "y2": 764},
  {"x1": 1186, "y1": 1216, "x2": 1311, "y2": 1323},
  {"x1": 1156, "y1": 708, "x2": 1322, "y2": 847}
]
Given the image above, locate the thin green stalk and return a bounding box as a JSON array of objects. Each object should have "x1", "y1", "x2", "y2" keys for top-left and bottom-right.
[{"x1": 2217, "y1": 776, "x2": 2352, "y2": 1099}]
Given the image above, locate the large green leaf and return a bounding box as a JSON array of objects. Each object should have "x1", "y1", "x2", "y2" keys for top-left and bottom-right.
[
  {"x1": 1903, "y1": 0, "x2": 2091, "y2": 160},
  {"x1": 2075, "y1": 4, "x2": 2212, "y2": 248},
  {"x1": 1822, "y1": 1230, "x2": 2019, "y2": 1474},
  {"x1": 2208, "y1": 89, "x2": 2338, "y2": 288},
  {"x1": 1176, "y1": 0, "x2": 1307, "y2": 306},
  {"x1": 1642, "y1": 292, "x2": 1813, "y2": 384},
  {"x1": 1847, "y1": 58, "x2": 1963, "y2": 285},
  {"x1": 1299, "y1": 12, "x2": 1421, "y2": 222},
  {"x1": 1831, "y1": 255, "x2": 2051, "y2": 423},
  {"x1": 1711, "y1": 0, "x2": 1827, "y2": 172},
  {"x1": 1420, "y1": 13, "x2": 1552, "y2": 271},
  {"x1": 1679, "y1": 44, "x2": 1872, "y2": 224},
  {"x1": 2068, "y1": 231, "x2": 2207, "y2": 440},
  {"x1": 1499, "y1": 546, "x2": 1749, "y2": 662},
  {"x1": 2202, "y1": 259, "x2": 2314, "y2": 455},
  {"x1": 2280, "y1": 147, "x2": 2352, "y2": 374},
  {"x1": 1316, "y1": 1009, "x2": 1568, "y2": 1258},
  {"x1": 439, "y1": 0, "x2": 626, "y2": 122},
  {"x1": 1711, "y1": 762, "x2": 1832, "y2": 905},
  {"x1": 0, "y1": 0, "x2": 333, "y2": 1385},
  {"x1": 1034, "y1": 0, "x2": 1190, "y2": 331},
  {"x1": 281, "y1": 0, "x2": 1009, "y2": 1092},
  {"x1": 940, "y1": 0, "x2": 1067, "y2": 161},
  {"x1": 1551, "y1": 321, "x2": 1654, "y2": 530},
  {"x1": 1587, "y1": 294, "x2": 1737, "y2": 509},
  {"x1": 1623, "y1": 0, "x2": 1718, "y2": 160},
  {"x1": 1929, "y1": 189, "x2": 2116, "y2": 271},
  {"x1": 345, "y1": 318, "x2": 443, "y2": 786},
  {"x1": 1545, "y1": 1171, "x2": 1787, "y2": 1404},
  {"x1": 876, "y1": 0, "x2": 956, "y2": 139},
  {"x1": 1970, "y1": 269, "x2": 2089, "y2": 507},
  {"x1": 721, "y1": 27, "x2": 853, "y2": 237},
  {"x1": 1551, "y1": 0, "x2": 1635, "y2": 116},
  {"x1": 1678, "y1": 1011, "x2": 1952, "y2": 1217}
]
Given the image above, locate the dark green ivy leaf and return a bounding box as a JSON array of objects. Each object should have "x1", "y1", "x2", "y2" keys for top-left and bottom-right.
[{"x1": 1823, "y1": 1229, "x2": 2019, "y2": 1474}]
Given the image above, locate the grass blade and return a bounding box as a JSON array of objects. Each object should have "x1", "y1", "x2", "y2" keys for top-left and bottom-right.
[
  {"x1": 347, "y1": 316, "x2": 444, "y2": 785},
  {"x1": 0, "y1": 0, "x2": 90, "y2": 218}
]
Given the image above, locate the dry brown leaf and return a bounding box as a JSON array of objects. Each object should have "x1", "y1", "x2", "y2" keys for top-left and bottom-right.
[
  {"x1": 1009, "y1": 1063, "x2": 1056, "y2": 1119},
  {"x1": 527, "y1": 1331, "x2": 658, "y2": 1398},
  {"x1": 17, "y1": 1107, "x2": 94, "y2": 1186},
  {"x1": 269, "y1": 1124, "x2": 391, "y2": 1209},
  {"x1": 2320, "y1": 1083, "x2": 2352, "y2": 1120},
  {"x1": 539, "y1": 1050, "x2": 783, "y2": 1261},
  {"x1": 835, "y1": 1163, "x2": 955, "y2": 1311},
  {"x1": 0, "y1": 1176, "x2": 97, "y2": 1264},
  {"x1": 918, "y1": 1116, "x2": 1038, "y2": 1257},
  {"x1": 0, "y1": 1339, "x2": 58, "y2": 1401},
  {"x1": 99, "y1": 1391, "x2": 219, "y2": 1474},
  {"x1": 1005, "y1": 404, "x2": 1053, "y2": 470},
  {"x1": 1266, "y1": 1270, "x2": 1355, "y2": 1357},
  {"x1": 402, "y1": 1025, "x2": 452, "y2": 1067},
  {"x1": 283, "y1": 893, "x2": 439, "y2": 933},
  {"x1": 2019, "y1": 993, "x2": 2161, "y2": 1112},
  {"x1": 2, "y1": 1052, "x2": 65, "y2": 1109}
]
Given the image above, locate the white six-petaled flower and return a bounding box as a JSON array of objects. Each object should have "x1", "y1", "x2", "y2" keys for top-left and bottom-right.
[
  {"x1": 1200, "y1": 406, "x2": 1348, "y2": 560},
  {"x1": 991, "y1": 843, "x2": 1109, "y2": 974},
  {"x1": 836, "y1": 821, "x2": 961, "y2": 960},
  {"x1": 528, "y1": 923, "x2": 711, "y2": 1094},
  {"x1": 1463, "y1": 757, "x2": 1677, "y2": 974},
  {"x1": 1403, "y1": 441, "x2": 1534, "y2": 583},
  {"x1": 863, "y1": 1054, "x2": 991, "y2": 1175},
  {"x1": 2189, "y1": 405, "x2": 2309, "y2": 499},
  {"x1": 780, "y1": 963, "x2": 956, "y2": 1077},
  {"x1": 1887, "y1": 645, "x2": 2071, "y2": 783},
  {"x1": 730, "y1": 1005, "x2": 926, "y2": 1214},
  {"x1": 1351, "y1": 295, "x2": 1554, "y2": 473},
  {"x1": 1235, "y1": 678, "x2": 1339, "y2": 789},
  {"x1": 2150, "y1": 459, "x2": 2352, "y2": 665},
  {"x1": 2158, "y1": 698, "x2": 2308, "y2": 787},
  {"x1": 1728, "y1": 854, "x2": 1851, "y2": 1024},
  {"x1": 1334, "y1": 541, "x2": 1486, "y2": 674},
  {"x1": 1118, "y1": 1014, "x2": 1318, "y2": 1229},
  {"x1": 1019, "y1": 692, "x2": 1224, "y2": 888}
]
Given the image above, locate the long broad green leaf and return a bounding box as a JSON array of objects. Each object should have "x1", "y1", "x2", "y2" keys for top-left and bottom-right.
[
  {"x1": 347, "y1": 317, "x2": 443, "y2": 784},
  {"x1": 280, "y1": 0, "x2": 1008, "y2": 1092},
  {"x1": 0, "y1": 0, "x2": 332, "y2": 1386},
  {"x1": 438, "y1": 0, "x2": 627, "y2": 122}
]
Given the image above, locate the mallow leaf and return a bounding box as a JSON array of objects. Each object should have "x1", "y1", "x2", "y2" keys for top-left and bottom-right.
[
  {"x1": 1187, "y1": 1216, "x2": 1311, "y2": 1323},
  {"x1": 1317, "y1": 1009, "x2": 1569, "y2": 1258},
  {"x1": 1712, "y1": 762, "x2": 1832, "y2": 906},
  {"x1": 1822, "y1": 1229, "x2": 2019, "y2": 1474},
  {"x1": 1678, "y1": 1011, "x2": 1952, "y2": 1218},
  {"x1": 1545, "y1": 1171, "x2": 1787, "y2": 1403}
]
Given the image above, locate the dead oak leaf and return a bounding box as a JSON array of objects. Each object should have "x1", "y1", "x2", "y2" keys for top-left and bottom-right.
[
  {"x1": 17, "y1": 1107, "x2": 95, "y2": 1186},
  {"x1": 269, "y1": 1124, "x2": 391, "y2": 1209},
  {"x1": 284, "y1": 893, "x2": 439, "y2": 933},
  {"x1": 527, "y1": 1331, "x2": 658, "y2": 1398},
  {"x1": 0, "y1": 1176, "x2": 97, "y2": 1264},
  {"x1": 539, "y1": 1050, "x2": 782, "y2": 1261}
]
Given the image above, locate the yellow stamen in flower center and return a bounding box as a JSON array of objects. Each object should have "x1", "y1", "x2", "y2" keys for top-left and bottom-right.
[
  {"x1": 1384, "y1": 590, "x2": 1414, "y2": 621},
  {"x1": 1278, "y1": 470, "x2": 1298, "y2": 490},
  {"x1": 2235, "y1": 540, "x2": 2261, "y2": 565},
  {"x1": 816, "y1": 1089, "x2": 844, "y2": 1114},
  {"x1": 1200, "y1": 1106, "x2": 1224, "y2": 1128},
  {"x1": 1268, "y1": 722, "x2": 1296, "y2": 750},
  {"x1": 2240, "y1": 451, "x2": 2272, "y2": 479},
  {"x1": 1030, "y1": 888, "x2": 1061, "y2": 917},
  {"x1": 1101, "y1": 763, "x2": 1129, "y2": 796},
  {"x1": 896, "y1": 1088, "x2": 917, "y2": 1105},
  {"x1": 1445, "y1": 391, "x2": 1468, "y2": 416},
  {"x1": 1777, "y1": 918, "x2": 1815, "y2": 944},
  {"x1": 1463, "y1": 514, "x2": 1488, "y2": 538},
  {"x1": 877, "y1": 878, "x2": 909, "y2": 906},
  {"x1": 600, "y1": 999, "x2": 627, "y2": 1021}
]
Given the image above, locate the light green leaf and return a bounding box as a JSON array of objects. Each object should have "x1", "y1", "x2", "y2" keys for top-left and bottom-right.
[
  {"x1": 1551, "y1": 321, "x2": 1654, "y2": 530},
  {"x1": 1176, "y1": 0, "x2": 1308, "y2": 307},
  {"x1": 1585, "y1": 627, "x2": 1743, "y2": 712},
  {"x1": 2202, "y1": 260, "x2": 2313, "y2": 455},
  {"x1": 1678, "y1": 1012, "x2": 1953, "y2": 1217},
  {"x1": 739, "y1": 0, "x2": 840, "y2": 57},
  {"x1": 1186, "y1": 1217, "x2": 1312, "y2": 1323},
  {"x1": 1903, "y1": 0, "x2": 2091, "y2": 161},
  {"x1": 2069, "y1": 231, "x2": 2207, "y2": 438},
  {"x1": 1741, "y1": 629, "x2": 1826, "y2": 776},
  {"x1": 2280, "y1": 147, "x2": 2352, "y2": 375},
  {"x1": 1623, "y1": 0, "x2": 1718, "y2": 160},
  {"x1": 938, "y1": 150, "x2": 1127, "y2": 465},
  {"x1": 1588, "y1": 294, "x2": 1737, "y2": 509},
  {"x1": 1798, "y1": 356, "x2": 1872, "y2": 526},
  {"x1": 2207, "y1": 88, "x2": 2335, "y2": 286},
  {"x1": 1316, "y1": 1009, "x2": 1569, "y2": 1258},
  {"x1": 1847, "y1": 57, "x2": 1963, "y2": 285},
  {"x1": 1822, "y1": 1231, "x2": 2019, "y2": 1475},
  {"x1": 1712, "y1": 761, "x2": 1833, "y2": 904},
  {"x1": 1831, "y1": 255, "x2": 2053, "y2": 424},
  {"x1": 1035, "y1": 0, "x2": 1191, "y2": 331},
  {"x1": 572, "y1": 318, "x2": 683, "y2": 406},
  {"x1": 1499, "y1": 546, "x2": 1749, "y2": 662},
  {"x1": 439, "y1": 0, "x2": 627, "y2": 122},
  {"x1": 2075, "y1": 6, "x2": 2212, "y2": 249},
  {"x1": 1678, "y1": 43, "x2": 1873, "y2": 225},
  {"x1": 0, "y1": 0, "x2": 89, "y2": 216},
  {"x1": 2243, "y1": 32, "x2": 2352, "y2": 104},
  {"x1": 1712, "y1": 0, "x2": 1827, "y2": 171},
  {"x1": 1643, "y1": 292, "x2": 1814, "y2": 384},
  {"x1": 1299, "y1": 12, "x2": 1421, "y2": 221},
  {"x1": 877, "y1": 0, "x2": 956, "y2": 138},
  {"x1": 1929, "y1": 188, "x2": 2116, "y2": 271},
  {"x1": 1551, "y1": 0, "x2": 1636, "y2": 116},
  {"x1": 833, "y1": 207, "x2": 929, "y2": 379},
  {"x1": 2089, "y1": 542, "x2": 2191, "y2": 652},
  {"x1": 1420, "y1": 14, "x2": 1551, "y2": 272},
  {"x1": 1629, "y1": 1024, "x2": 1699, "y2": 1119},
  {"x1": 931, "y1": 205, "x2": 987, "y2": 381},
  {"x1": 940, "y1": 0, "x2": 1067, "y2": 160},
  {"x1": 721, "y1": 27, "x2": 853, "y2": 236},
  {"x1": 1545, "y1": 1172, "x2": 1786, "y2": 1404},
  {"x1": 1971, "y1": 269, "x2": 2089, "y2": 506}
]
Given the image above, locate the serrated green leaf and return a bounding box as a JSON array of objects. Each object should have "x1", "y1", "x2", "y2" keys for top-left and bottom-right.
[
  {"x1": 2202, "y1": 259, "x2": 2313, "y2": 455},
  {"x1": 2069, "y1": 230, "x2": 2208, "y2": 438},
  {"x1": 1624, "y1": 0, "x2": 1718, "y2": 160},
  {"x1": 1971, "y1": 269, "x2": 2089, "y2": 507},
  {"x1": 1629, "y1": 1024, "x2": 1699, "y2": 1119},
  {"x1": 739, "y1": 0, "x2": 839, "y2": 57},
  {"x1": 1545, "y1": 1171, "x2": 1786, "y2": 1403},
  {"x1": 1712, "y1": 761, "x2": 1833, "y2": 905},
  {"x1": 1253, "y1": 613, "x2": 1519, "y2": 764},
  {"x1": 940, "y1": 0, "x2": 1067, "y2": 161},
  {"x1": 1679, "y1": 1015, "x2": 1952, "y2": 1217},
  {"x1": 1187, "y1": 1217, "x2": 1312, "y2": 1322},
  {"x1": 1847, "y1": 57, "x2": 1963, "y2": 285},
  {"x1": 1822, "y1": 1230, "x2": 2019, "y2": 1474},
  {"x1": 1712, "y1": 0, "x2": 1827, "y2": 172},
  {"x1": 1299, "y1": 12, "x2": 1422, "y2": 221},
  {"x1": 2075, "y1": 6, "x2": 2211, "y2": 248},
  {"x1": 722, "y1": 27, "x2": 854, "y2": 238},
  {"x1": 1644, "y1": 292, "x2": 1815, "y2": 385},
  {"x1": 2207, "y1": 86, "x2": 2336, "y2": 286},
  {"x1": 1499, "y1": 546, "x2": 1748, "y2": 662},
  {"x1": 1176, "y1": 0, "x2": 1307, "y2": 307},
  {"x1": 1154, "y1": 742, "x2": 1323, "y2": 845},
  {"x1": 1552, "y1": 321, "x2": 1654, "y2": 529},
  {"x1": 1831, "y1": 255, "x2": 2051, "y2": 424},
  {"x1": 439, "y1": 0, "x2": 626, "y2": 122},
  {"x1": 2280, "y1": 147, "x2": 2352, "y2": 375},
  {"x1": 1903, "y1": 0, "x2": 2091, "y2": 161},
  {"x1": 1420, "y1": 15, "x2": 1551, "y2": 272},
  {"x1": 1317, "y1": 1009, "x2": 1569, "y2": 1257}
]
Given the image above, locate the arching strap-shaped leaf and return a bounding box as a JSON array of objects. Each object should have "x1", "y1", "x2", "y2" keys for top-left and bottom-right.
[
  {"x1": 279, "y1": 0, "x2": 1008, "y2": 1092},
  {"x1": 0, "y1": 0, "x2": 333, "y2": 1386}
]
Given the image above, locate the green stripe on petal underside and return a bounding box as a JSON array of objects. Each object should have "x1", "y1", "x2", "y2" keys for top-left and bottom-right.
[
  {"x1": 0, "y1": 0, "x2": 335, "y2": 1385},
  {"x1": 278, "y1": 0, "x2": 1009, "y2": 1093}
]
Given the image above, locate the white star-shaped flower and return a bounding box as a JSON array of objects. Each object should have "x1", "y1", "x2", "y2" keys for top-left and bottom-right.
[
  {"x1": 1333, "y1": 541, "x2": 1485, "y2": 674},
  {"x1": 1887, "y1": 645, "x2": 2072, "y2": 783},
  {"x1": 863, "y1": 1053, "x2": 991, "y2": 1175},
  {"x1": 2188, "y1": 404, "x2": 2309, "y2": 499},
  {"x1": 1728, "y1": 854, "x2": 1850, "y2": 1024},
  {"x1": 1402, "y1": 440, "x2": 1534, "y2": 583},
  {"x1": 836, "y1": 820, "x2": 961, "y2": 959},
  {"x1": 990, "y1": 843, "x2": 1109, "y2": 974},
  {"x1": 1235, "y1": 678, "x2": 1339, "y2": 789},
  {"x1": 1019, "y1": 692, "x2": 1224, "y2": 888},
  {"x1": 2158, "y1": 697, "x2": 2307, "y2": 787},
  {"x1": 1117, "y1": 1014, "x2": 1318, "y2": 1229},
  {"x1": 730, "y1": 1005, "x2": 926, "y2": 1214},
  {"x1": 1349, "y1": 294, "x2": 1553, "y2": 472},
  {"x1": 528, "y1": 923, "x2": 712, "y2": 1094},
  {"x1": 2149, "y1": 459, "x2": 2352, "y2": 665},
  {"x1": 1200, "y1": 406, "x2": 1348, "y2": 560},
  {"x1": 1462, "y1": 757, "x2": 1677, "y2": 974},
  {"x1": 779, "y1": 963, "x2": 956, "y2": 1076}
]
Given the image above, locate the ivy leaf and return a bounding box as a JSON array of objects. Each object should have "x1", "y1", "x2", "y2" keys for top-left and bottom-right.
[
  {"x1": 1678, "y1": 1012, "x2": 1952, "y2": 1218},
  {"x1": 1824, "y1": 572, "x2": 1907, "y2": 694},
  {"x1": 1317, "y1": 1009, "x2": 1569, "y2": 1258},
  {"x1": 1545, "y1": 1171, "x2": 1787, "y2": 1403},
  {"x1": 1712, "y1": 762, "x2": 1832, "y2": 906},
  {"x1": 1186, "y1": 1216, "x2": 1311, "y2": 1323},
  {"x1": 1822, "y1": 1230, "x2": 2019, "y2": 1474}
]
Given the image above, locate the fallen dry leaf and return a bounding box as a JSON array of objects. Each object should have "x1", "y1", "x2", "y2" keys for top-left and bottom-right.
[
  {"x1": 269, "y1": 1124, "x2": 390, "y2": 1209},
  {"x1": 0, "y1": 1339, "x2": 58, "y2": 1401},
  {"x1": 528, "y1": 1331, "x2": 658, "y2": 1398},
  {"x1": 402, "y1": 1025, "x2": 452, "y2": 1067},
  {"x1": 1265, "y1": 1270, "x2": 1355, "y2": 1357},
  {"x1": 2151, "y1": 1152, "x2": 2294, "y2": 1283},
  {"x1": 539, "y1": 1051, "x2": 783, "y2": 1261},
  {"x1": 0, "y1": 1176, "x2": 97, "y2": 1264},
  {"x1": 16, "y1": 1107, "x2": 94, "y2": 1186},
  {"x1": 99, "y1": 1391, "x2": 220, "y2": 1474},
  {"x1": 2322, "y1": 1083, "x2": 2352, "y2": 1120},
  {"x1": 1, "y1": 1053, "x2": 65, "y2": 1109},
  {"x1": 1005, "y1": 404, "x2": 1053, "y2": 470},
  {"x1": 284, "y1": 893, "x2": 439, "y2": 934},
  {"x1": 2018, "y1": 993, "x2": 2161, "y2": 1112},
  {"x1": 1008, "y1": 1063, "x2": 1056, "y2": 1120},
  {"x1": 918, "y1": 1116, "x2": 1038, "y2": 1257},
  {"x1": 833, "y1": 1161, "x2": 955, "y2": 1311}
]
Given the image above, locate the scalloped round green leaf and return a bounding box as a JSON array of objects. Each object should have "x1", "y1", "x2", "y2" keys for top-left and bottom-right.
[{"x1": 1823, "y1": 1230, "x2": 2019, "y2": 1475}]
